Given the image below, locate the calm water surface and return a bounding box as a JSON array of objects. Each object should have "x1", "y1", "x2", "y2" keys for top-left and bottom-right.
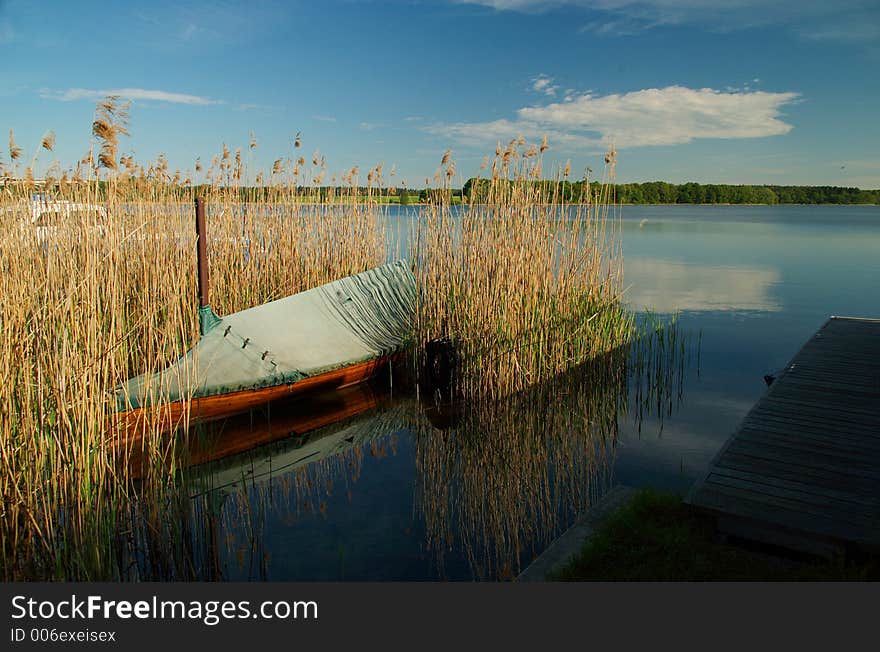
[{"x1": 187, "y1": 205, "x2": 880, "y2": 581}]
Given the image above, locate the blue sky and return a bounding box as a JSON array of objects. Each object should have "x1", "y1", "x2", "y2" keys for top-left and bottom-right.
[{"x1": 2, "y1": 0, "x2": 879, "y2": 187}]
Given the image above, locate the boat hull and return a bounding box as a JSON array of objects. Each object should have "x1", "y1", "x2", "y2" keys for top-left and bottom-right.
[{"x1": 114, "y1": 355, "x2": 392, "y2": 434}]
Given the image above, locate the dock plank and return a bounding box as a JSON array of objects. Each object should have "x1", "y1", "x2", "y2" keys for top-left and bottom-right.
[
  {"x1": 744, "y1": 409, "x2": 880, "y2": 435},
  {"x1": 709, "y1": 466, "x2": 877, "y2": 508},
  {"x1": 742, "y1": 413, "x2": 880, "y2": 441},
  {"x1": 705, "y1": 472, "x2": 874, "y2": 519},
  {"x1": 750, "y1": 400, "x2": 880, "y2": 424},
  {"x1": 759, "y1": 394, "x2": 880, "y2": 422},
  {"x1": 721, "y1": 443, "x2": 880, "y2": 482},
  {"x1": 717, "y1": 453, "x2": 877, "y2": 495},
  {"x1": 726, "y1": 439, "x2": 880, "y2": 473},
  {"x1": 686, "y1": 316, "x2": 880, "y2": 557},
  {"x1": 736, "y1": 427, "x2": 880, "y2": 457}
]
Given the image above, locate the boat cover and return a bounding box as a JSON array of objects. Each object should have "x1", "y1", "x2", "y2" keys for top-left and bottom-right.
[{"x1": 116, "y1": 260, "x2": 416, "y2": 410}]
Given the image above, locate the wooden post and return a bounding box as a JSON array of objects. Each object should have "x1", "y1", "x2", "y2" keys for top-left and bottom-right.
[
  {"x1": 195, "y1": 197, "x2": 214, "y2": 335},
  {"x1": 195, "y1": 197, "x2": 209, "y2": 309}
]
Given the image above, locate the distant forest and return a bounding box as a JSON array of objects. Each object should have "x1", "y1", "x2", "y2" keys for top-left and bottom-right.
[
  {"x1": 74, "y1": 179, "x2": 877, "y2": 205},
  {"x1": 461, "y1": 179, "x2": 880, "y2": 205}
]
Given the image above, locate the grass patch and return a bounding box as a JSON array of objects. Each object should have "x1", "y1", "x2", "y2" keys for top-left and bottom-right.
[{"x1": 551, "y1": 488, "x2": 878, "y2": 581}]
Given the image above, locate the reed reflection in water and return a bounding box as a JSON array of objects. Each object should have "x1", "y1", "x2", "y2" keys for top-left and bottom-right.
[
  {"x1": 127, "y1": 318, "x2": 696, "y2": 581},
  {"x1": 412, "y1": 347, "x2": 625, "y2": 580}
]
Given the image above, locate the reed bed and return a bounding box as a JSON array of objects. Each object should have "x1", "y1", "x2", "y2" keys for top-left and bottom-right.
[
  {"x1": 0, "y1": 101, "x2": 387, "y2": 579},
  {"x1": 1, "y1": 99, "x2": 631, "y2": 580},
  {"x1": 412, "y1": 142, "x2": 631, "y2": 400}
]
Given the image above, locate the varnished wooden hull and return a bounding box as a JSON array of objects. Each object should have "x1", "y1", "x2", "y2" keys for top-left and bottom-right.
[
  {"x1": 113, "y1": 355, "x2": 392, "y2": 436},
  {"x1": 123, "y1": 379, "x2": 390, "y2": 477}
]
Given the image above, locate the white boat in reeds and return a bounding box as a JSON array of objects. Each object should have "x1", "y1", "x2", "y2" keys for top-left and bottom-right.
[{"x1": 0, "y1": 193, "x2": 108, "y2": 241}]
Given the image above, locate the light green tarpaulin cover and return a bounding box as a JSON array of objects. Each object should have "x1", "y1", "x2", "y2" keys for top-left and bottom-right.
[{"x1": 116, "y1": 260, "x2": 416, "y2": 411}]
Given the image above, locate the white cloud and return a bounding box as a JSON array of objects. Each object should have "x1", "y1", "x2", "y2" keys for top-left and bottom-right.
[
  {"x1": 425, "y1": 118, "x2": 599, "y2": 150},
  {"x1": 426, "y1": 85, "x2": 799, "y2": 150},
  {"x1": 531, "y1": 75, "x2": 559, "y2": 96},
  {"x1": 41, "y1": 87, "x2": 222, "y2": 105},
  {"x1": 313, "y1": 114, "x2": 337, "y2": 122}
]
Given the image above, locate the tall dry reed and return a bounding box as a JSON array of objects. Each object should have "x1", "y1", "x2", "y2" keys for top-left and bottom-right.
[
  {"x1": 412, "y1": 141, "x2": 630, "y2": 399},
  {"x1": 0, "y1": 101, "x2": 386, "y2": 579},
  {"x1": 1, "y1": 102, "x2": 630, "y2": 580}
]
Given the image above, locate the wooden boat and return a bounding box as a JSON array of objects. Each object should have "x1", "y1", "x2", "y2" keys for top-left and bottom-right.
[
  {"x1": 124, "y1": 380, "x2": 394, "y2": 477},
  {"x1": 115, "y1": 257, "x2": 416, "y2": 430}
]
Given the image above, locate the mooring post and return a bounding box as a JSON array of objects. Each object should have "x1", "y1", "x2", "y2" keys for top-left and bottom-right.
[
  {"x1": 195, "y1": 197, "x2": 219, "y2": 336},
  {"x1": 195, "y1": 197, "x2": 209, "y2": 309}
]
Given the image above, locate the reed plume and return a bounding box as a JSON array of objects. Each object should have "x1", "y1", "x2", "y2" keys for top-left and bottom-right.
[
  {"x1": 9, "y1": 129, "x2": 22, "y2": 161},
  {"x1": 41, "y1": 131, "x2": 56, "y2": 152},
  {"x1": 92, "y1": 96, "x2": 130, "y2": 172}
]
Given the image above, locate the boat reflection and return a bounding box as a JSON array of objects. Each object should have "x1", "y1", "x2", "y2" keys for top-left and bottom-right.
[{"x1": 186, "y1": 381, "x2": 403, "y2": 494}]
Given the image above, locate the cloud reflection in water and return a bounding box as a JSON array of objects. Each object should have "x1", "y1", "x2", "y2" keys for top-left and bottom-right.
[{"x1": 625, "y1": 258, "x2": 782, "y2": 313}]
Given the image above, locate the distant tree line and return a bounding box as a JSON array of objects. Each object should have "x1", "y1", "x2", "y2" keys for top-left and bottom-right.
[
  {"x1": 462, "y1": 178, "x2": 880, "y2": 205},
  {"x1": 182, "y1": 185, "x2": 465, "y2": 203},
  {"x1": 65, "y1": 179, "x2": 877, "y2": 205},
  {"x1": 618, "y1": 182, "x2": 879, "y2": 205}
]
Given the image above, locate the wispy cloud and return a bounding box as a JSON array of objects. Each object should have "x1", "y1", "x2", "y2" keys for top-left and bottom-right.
[
  {"x1": 426, "y1": 85, "x2": 800, "y2": 150},
  {"x1": 425, "y1": 118, "x2": 600, "y2": 151},
  {"x1": 313, "y1": 114, "x2": 337, "y2": 123},
  {"x1": 579, "y1": 18, "x2": 656, "y2": 36},
  {"x1": 233, "y1": 102, "x2": 274, "y2": 112},
  {"x1": 40, "y1": 87, "x2": 222, "y2": 105},
  {"x1": 180, "y1": 23, "x2": 205, "y2": 41},
  {"x1": 131, "y1": 2, "x2": 278, "y2": 50},
  {"x1": 457, "y1": 1, "x2": 880, "y2": 46},
  {"x1": 0, "y1": 0, "x2": 13, "y2": 45},
  {"x1": 531, "y1": 74, "x2": 559, "y2": 96},
  {"x1": 359, "y1": 122, "x2": 385, "y2": 131},
  {"x1": 798, "y1": 17, "x2": 880, "y2": 45}
]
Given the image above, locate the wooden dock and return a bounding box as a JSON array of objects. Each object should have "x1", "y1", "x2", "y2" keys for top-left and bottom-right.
[{"x1": 686, "y1": 316, "x2": 880, "y2": 558}]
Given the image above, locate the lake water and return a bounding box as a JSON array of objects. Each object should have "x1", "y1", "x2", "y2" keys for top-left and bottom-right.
[{"x1": 185, "y1": 205, "x2": 880, "y2": 581}]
